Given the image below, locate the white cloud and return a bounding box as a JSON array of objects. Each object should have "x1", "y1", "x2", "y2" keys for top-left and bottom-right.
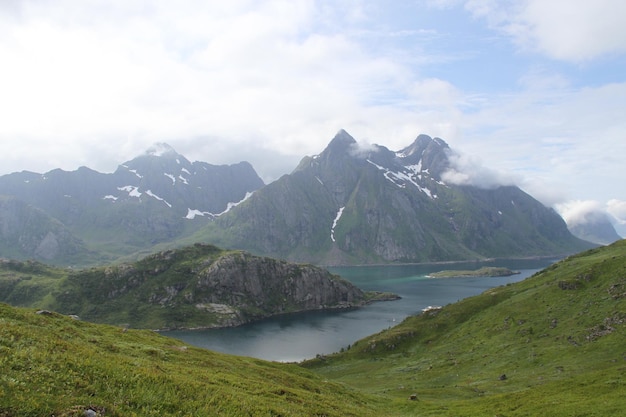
[
  {"x1": 0, "y1": 0, "x2": 623, "y2": 220},
  {"x1": 607, "y1": 199, "x2": 626, "y2": 225},
  {"x1": 465, "y1": 0, "x2": 626, "y2": 62},
  {"x1": 441, "y1": 150, "x2": 519, "y2": 189},
  {"x1": 555, "y1": 200, "x2": 626, "y2": 239},
  {"x1": 555, "y1": 200, "x2": 605, "y2": 227},
  {"x1": 452, "y1": 81, "x2": 626, "y2": 207},
  {"x1": 0, "y1": 0, "x2": 466, "y2": 178}
]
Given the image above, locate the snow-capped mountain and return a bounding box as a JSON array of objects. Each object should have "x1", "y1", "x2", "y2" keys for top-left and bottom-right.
[
  {"x1": 0, "y1": 144, "x2": 264, "y2": 265},
  {"x1": 195, "y1": 130, "x2": 592, "y2": 265}
]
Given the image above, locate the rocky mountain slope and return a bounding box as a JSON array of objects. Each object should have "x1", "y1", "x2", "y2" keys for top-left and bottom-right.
[
  {"x1": 0, "y1": 243, "x2": 391, "y2": 330},
  {"x1": 193, "y1": 130, "x2": 593, "y2": 264},
  {"x1": 0, "y1": 143, "x2": 264, "y2": 265}
]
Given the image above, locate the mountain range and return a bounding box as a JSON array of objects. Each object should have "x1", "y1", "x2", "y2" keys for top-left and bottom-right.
[
  {"x1": 0, "y1": 131, "x2": 599, "y2": 266},
  {"x1": 192, "y1": 130, "x2": 593, "y2": 264},
  {"x1": 0, "y1": 143, "x2": 263, "y2": 265}
]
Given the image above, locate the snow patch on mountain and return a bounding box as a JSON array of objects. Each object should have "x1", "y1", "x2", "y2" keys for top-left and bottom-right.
[
  {"x1": 367, "y1": 160, "x2": 436, "y2": 198},
  {"x1": 185, "y1": 209, "x2": 211, "y2": 220},
  {"x1": 146, "y1": 190, "x2": 172, "y2": 207},
  {"x1": 178, "y1": 175, "x2": 189, "y2": 185},
  {"x1": 184, "y1": 192, "x2": 255, "y2": 220},
  {"x1": 164, "y1": 173, "x2": 176, "y2": 184},
  {"x1": 331, "y1": 206, "x2": 345, "y2": 242},
  {"x1": 214, "y1": 192, "x2": 254, "y2": 216},
  {"x1": 118, "y1": 185, "x2": 141, "y2": 198},
  {"x1": 103, "y1": 195, "x2": 118, "y2": 201}
]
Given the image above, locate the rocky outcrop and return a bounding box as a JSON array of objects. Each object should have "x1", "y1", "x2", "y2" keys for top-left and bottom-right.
[
  {"x1": 194, "y1": 252, "x2": 364, "y2": 314},
  {"x1": 53, "y1": 244, "x2": 380, "y2": 329}
]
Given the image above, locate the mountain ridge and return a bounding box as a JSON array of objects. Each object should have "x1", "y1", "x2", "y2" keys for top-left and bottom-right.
[
  {"x1": 0, "y1": 143, "x2": 264, "y2": 265},
  {"x1": 192, "y1": 130, "x2": 592, "y2": 265}
]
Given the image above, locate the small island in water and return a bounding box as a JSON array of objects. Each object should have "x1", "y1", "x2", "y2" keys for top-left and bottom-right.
[{"x1": 427, "y1": 266, "x2": 520, "y2": 278}]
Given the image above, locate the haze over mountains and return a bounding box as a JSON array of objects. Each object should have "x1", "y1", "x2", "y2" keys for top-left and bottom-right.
[
  {"x1": 0, "y1": 143, "x2": 263, "y2": 265},
  {"x1": 0, "y1": 130, "x2": 611, "y2": 266}
]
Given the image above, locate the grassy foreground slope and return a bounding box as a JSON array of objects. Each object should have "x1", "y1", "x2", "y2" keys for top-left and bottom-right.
[
  {"x1": 0, "y1": 303, "x2": 389, "y2": 417},
  {"x1": 305, "y1": 240, "x2": 626, "y2": 416}
]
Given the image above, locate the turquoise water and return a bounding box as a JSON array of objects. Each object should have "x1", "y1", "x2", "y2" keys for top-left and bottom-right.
[{"x1": 164, "y1": 258, "x2": 558, "y2": 362}]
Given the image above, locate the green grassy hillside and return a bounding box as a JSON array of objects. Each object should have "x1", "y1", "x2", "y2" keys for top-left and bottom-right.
[
  {"x1": 2, "y1": 241, "x2": 624, "y2": 416},
  {"x1": 304, "y1": 240, "x2": 626, "y2": 416},
  {"x1": 0, "y1": 303, "x2": 387, "y2": 416}
]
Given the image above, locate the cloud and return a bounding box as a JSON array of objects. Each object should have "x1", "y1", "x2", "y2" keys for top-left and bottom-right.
[
  {"x1": 555, "y1": 200, "x2": 607, "y2": 227},
  {"x1": 0, "y1": 0, "x2": 468, "y2": 180},
  {"x1": 441, "y1": 150, "x2": 519, "y2": 189},
  {"x1": 607, "y1": 199, "x2": 626, "y2": 225},
  {"x1": 555, "y1": 199, "x2": 626, "y2": 239},
  {"x1": 465, "y1": 0, "x2": 626, "y2": 62},
  {"x1": 348, "y1": 141, "x2": 380, "y2": 159}
]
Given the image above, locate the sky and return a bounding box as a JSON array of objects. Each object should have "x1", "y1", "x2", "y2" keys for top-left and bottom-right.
[{"x1": 1, "y1": 0, "x2": 625, "y2": 236}]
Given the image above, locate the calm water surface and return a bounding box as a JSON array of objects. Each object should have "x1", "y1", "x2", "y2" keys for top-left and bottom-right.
[{"x1": 164, "y1": 258, "x2": 558, "y2": 362}]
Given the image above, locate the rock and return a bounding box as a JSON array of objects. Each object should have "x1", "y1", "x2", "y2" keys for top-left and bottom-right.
[
  {"x1": 499, "y1": 374, "x2": 507, "y2": 381},
  {"x1": 35, "y1": 309, "x2": 53, "y2": 316},
  {"x1": 409, "y1": 393, "x2": 418, "y2": 401}
]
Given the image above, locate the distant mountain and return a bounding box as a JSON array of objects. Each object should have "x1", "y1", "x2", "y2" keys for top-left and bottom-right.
[
  {"x1": 193, "y1": 130, "x2": 593, "y2": 264},
  {"x1": 566, "y1": 211, "x2": 622, "y2": 245},
  {"x1": 0, "y1": 144, "x2": 264, "y2": 265},
  {"x1": 0, "y1": 196, "x2": 91, "y2": 263}
]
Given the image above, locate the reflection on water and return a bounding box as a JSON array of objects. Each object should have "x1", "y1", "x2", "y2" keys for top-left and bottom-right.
[{"x1": 163, "y1": 258, "x2": 559, "y2": 362}]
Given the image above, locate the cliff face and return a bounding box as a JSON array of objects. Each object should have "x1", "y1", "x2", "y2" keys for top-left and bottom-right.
[
  {"x1": 196, "y1": 252, "x2": 364, "y2": 313},
  {"x1": 51, "y1": 244, "x2": 369, "y2": 329}
]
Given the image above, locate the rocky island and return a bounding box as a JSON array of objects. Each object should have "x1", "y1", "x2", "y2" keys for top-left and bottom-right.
[{"x1": 427, "y1": 266, "x2": 520, "y2": 278}]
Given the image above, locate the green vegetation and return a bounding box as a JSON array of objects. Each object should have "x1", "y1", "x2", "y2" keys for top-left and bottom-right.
[
  {"x1": 2, "y1": 240, "x2": 624, "y2": 415},
  {"x1": 0, "y1": 304, "x2": 384, "y2": 416},
  {"x1": 428, "y1": 266, "x2": 520, "y2": 278},
  {"x1": 1, "y1": 243, "x2": 385, "y2": 330},
  {"x1": 304, "y1": 239, "x2": 626, "y2": 415}
]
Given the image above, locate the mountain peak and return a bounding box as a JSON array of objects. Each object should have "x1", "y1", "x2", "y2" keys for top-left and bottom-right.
[
  {"x1": 145, "y1": 142, "x2": 178, "y2": 157},
  {"x1": 396, "y1": 134, "x2": 450, "y2": 178},
  {"x1": 400, "y1": 134, "x2": 449, "y2": 157},
  {"x1": 328, "y1": 129, "x2": 357, "y2": 149}
]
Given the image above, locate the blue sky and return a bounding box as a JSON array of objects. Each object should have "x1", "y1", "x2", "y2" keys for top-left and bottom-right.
[{"x1": 0, "y1": 0, "x2": 625, "y2": 235}]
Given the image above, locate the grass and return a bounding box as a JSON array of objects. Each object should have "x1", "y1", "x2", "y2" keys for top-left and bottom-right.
[
  {"x1": 0, "y1": 304, "x2": 385, "y2": 416},
  {"x1": 304, "y1": 240, "x2": 626, "y2": 415},
  {"x1": 1, "y1": 240, "x2": 624, "y2": 415}
]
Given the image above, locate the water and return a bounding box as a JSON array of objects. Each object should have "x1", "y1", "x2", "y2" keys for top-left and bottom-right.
[{"x1": 163, "y1": 258, "x2": 558, "y2": 362}]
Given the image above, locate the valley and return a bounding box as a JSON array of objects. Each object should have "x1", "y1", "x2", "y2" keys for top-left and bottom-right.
[
  {"x1": 0, "y1": 131, "x2": 623, "y2": 415},
  {"x1": 1, "y1": 240, "x2": 624, "y2": 416}
]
